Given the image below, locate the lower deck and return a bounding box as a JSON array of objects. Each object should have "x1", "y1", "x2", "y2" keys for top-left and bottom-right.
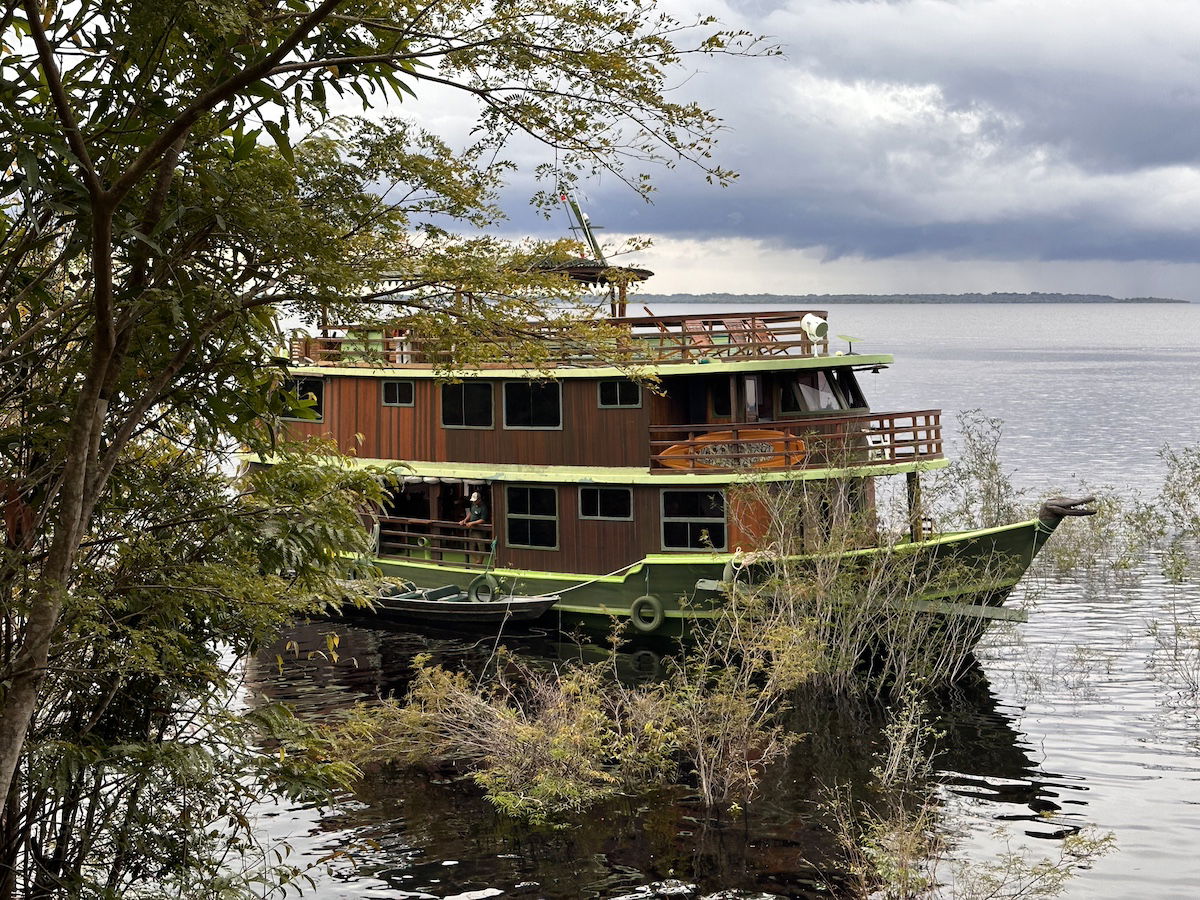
[
  {"x1": 368, "y1": 517, "x2": 1052, "y2": 636},
  {"x1": 374, "y1": 473, "x2": 886, "y2": 576}
]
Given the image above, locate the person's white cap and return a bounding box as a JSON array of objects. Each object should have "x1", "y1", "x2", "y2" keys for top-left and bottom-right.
[{"x1": 470, "y1": 491, "x2": 480, "y2": 501}]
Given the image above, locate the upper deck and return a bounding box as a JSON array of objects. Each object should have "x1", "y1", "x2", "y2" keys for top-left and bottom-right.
[
  {"x1": 289, "y1": 310, "x2": 833, "y2": 369},
  {"x1": 279, "y1": 306, "x2": 942, "y2": 478}
]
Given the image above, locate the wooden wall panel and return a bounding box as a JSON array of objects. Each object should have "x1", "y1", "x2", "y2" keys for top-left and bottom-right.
[
  {"x1": 280, "y1": 419, "x2": 328, "y2": 442},
  {"x1": 283, "y1": 378, "x2": 751, "y2": 576},
  {"x1": 490, "y1": 483, "x2": 728, "y2": 575},
  {"x1": 495, "y1": 482, "x2": 656, "y2": 576},
  {"x1": 312, "y1": 376, "x2": 654, "y2": 468}
]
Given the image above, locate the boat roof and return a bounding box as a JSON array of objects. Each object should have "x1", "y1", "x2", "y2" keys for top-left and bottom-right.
[
  {"x1": 286, "y1": 309, "x2": 890, "y2": 375},
  {"x1": 284, "y1": 353, "x2": 893, "y2": 380}
]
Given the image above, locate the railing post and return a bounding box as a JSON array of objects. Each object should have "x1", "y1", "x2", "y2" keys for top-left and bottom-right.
[{"x1": 906, "y1": 470, "x2": 924, "y2": 542}]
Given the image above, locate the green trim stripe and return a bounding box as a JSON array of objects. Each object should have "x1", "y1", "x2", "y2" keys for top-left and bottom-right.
[
  {"x1": 245, "y1": 452, "x2": 949, "y2": 486},
  {"x1": 366, "y1": 516, "x2": 1042, "y2": 582},
  {"x1": 287, "y1": 353, "x2": 894, "y2": 381}
]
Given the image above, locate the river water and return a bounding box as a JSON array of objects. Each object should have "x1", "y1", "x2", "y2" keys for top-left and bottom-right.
[{"x1": 249, "y1": 302, "x2": 1200, "y2": 899}]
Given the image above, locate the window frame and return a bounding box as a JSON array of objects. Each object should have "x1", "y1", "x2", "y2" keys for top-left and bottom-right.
[
  {"x1": 830, "y1": 368, "x2": 868, "y2": 410},
  {"x1": 776, "y1": 370, "x2": 848, "y2": 417},
  {"x1": 381, "y1": 379, "x2": 415, "y2": 408},
  {"x1": 502, "y1": 380, "x2": 563, "y2": 430},
  {"x1": 659, "y1": 488, "x2": 727, "y2": 551},
  {"x1": 709, "y1": 378, "x2": 733, "y2": 419},
  {"x1": 441, "y1": 381, "x2": 494, "y2": 430},
  {"x1": 504, "y1": 484, "x2": 560, "y2": 550},
  {"x1": 578, "y1": 486, "x2": 634, "y2": 522},
  {"x1": 280, "y1": 376, "x2": 326, "y2": 423},
  {"x1": 597, "y1": 379, "x2": 642, "y2": 409}
]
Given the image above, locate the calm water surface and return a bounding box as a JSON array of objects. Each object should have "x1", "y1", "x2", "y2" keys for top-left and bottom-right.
[{"x1": 250, "y1": 303, "x2": 1200, "y2": 899}]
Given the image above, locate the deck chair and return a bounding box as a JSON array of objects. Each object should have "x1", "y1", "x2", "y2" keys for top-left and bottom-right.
[
  {"x1": 681, "y1": 319, "x2": 716, "y2": 359},
  {"x1": 746, "y1": 317, "x2": 788, "y2": 355}
]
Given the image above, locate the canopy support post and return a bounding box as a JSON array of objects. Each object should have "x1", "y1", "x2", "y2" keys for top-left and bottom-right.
[{"x1": 906, "y1": 470, "x2": 923, "y2": 542}]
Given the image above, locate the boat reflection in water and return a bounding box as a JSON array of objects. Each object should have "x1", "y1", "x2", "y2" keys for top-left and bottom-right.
[{"x1": 245, "y1": 621, "x2": 1087, "y2": 898}]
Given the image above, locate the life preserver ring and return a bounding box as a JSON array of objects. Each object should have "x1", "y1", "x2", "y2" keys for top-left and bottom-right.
[
  {"x1": 629, "y1": 594, "x2": 665, "y2": 633},
  {"x1": 467, "y1": 573, "x2": 500, "y2": 603},
  {"x1": 658, "y1": 430, "x2": 805, "y2": 470}
]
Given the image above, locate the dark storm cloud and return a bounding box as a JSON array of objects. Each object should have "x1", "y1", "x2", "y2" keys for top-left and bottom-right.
[{"x1": 513, "y1": 0, "x2": 1200, "y2": 264}]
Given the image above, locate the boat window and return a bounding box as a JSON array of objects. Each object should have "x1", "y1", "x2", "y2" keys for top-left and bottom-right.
[
  {"x1": 779, "y1": 371, "x2": 843, "y2": 414},
  {"x1": 441, "y1": 382, "x2": 493, "y2": 428},
  {"x1": 661, "y1": 489, "x2": 726, "y2": 550},
  {"x1": 579, "y1": 487, "x2": 633, "y2": 521},
  {"x1": 504, "y1": 381, "x2": 561, "y2": 429},
  {"x1": 829, "y1": 368, "x2": 867, "y2": 409},
  {"x1": 710, "y1": 379, "x2": 731, "y2": 418},
  {"x1": 281, "y1": 376, "x2": 324, "y2": 421},
  {"x1": 598, "y1": 379, "x2": 640, "y2": 408},
  {"x1": 506, "y1": 485, "x2": 558, "y2": 549},
  {"x1": 382, "y1": 380, "x2": 415, "y2": 407}
]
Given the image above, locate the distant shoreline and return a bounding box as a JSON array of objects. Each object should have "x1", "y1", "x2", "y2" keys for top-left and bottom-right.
[{"x1": 636, "y1": 292, "x2": 1190, "y2": 305}]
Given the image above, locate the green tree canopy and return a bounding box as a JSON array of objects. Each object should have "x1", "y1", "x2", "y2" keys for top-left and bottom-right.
[{"x1": 0, "y1": 0, "x2": 766, "y2": 892}]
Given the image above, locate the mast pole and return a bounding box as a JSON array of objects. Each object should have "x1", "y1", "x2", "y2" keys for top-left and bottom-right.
[{"x1": 561, "y1": 188, "x2": 608, "y2": 265}]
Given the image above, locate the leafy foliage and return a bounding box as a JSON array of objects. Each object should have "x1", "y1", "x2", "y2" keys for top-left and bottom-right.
[
  {"x1": 6, "y1": 442, "x2": 383, "y2": 895},
  {"x1": 0, "y1": 0, "x2": 765, "y2": 893}
]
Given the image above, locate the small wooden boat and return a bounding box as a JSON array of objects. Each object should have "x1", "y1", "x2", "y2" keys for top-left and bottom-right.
[{"x1": 365, "y1": 582, "x2": 560, "y2": 626}]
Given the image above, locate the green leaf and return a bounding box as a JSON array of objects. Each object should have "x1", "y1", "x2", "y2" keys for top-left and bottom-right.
[
  {"x1": 262, "y1": 119, "x2": 294, "y2": 165},
  {"x1": 18, "y1": 148, "x2": 38, "y2": 190}
]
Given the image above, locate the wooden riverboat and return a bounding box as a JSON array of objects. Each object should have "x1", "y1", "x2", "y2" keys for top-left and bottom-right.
[{"x1": 268, "y1": 222, "x2": 1091, "y2": 637}]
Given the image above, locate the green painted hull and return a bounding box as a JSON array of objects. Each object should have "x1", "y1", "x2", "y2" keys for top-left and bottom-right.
[{"x1": 370, "y1": 516, "x2": 1062, "y2": 639}]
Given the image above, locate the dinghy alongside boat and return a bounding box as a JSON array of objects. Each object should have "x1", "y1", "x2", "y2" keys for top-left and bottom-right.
[{"x1": 343, "y1": 581, "x2": 560, "y2": 627}]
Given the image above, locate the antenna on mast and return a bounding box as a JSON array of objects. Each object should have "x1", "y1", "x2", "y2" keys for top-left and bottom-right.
[
  {"x1": 544, "y1": 186, "x2": 652, "y2": 317},
  {"x1": 559, "y1": 187, "x2": 607, "y2": 264}
]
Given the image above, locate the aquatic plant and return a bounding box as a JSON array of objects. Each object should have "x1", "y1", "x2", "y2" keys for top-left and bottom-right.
[
  {"x1": 825, "y1": 685, "x2": 1115, "y2": 899},
  {"x1": 337, "y1": 652, "x2": 669, "y2": 823},
  {"x1": 334, "y1": 460, "x2": 1025, "y2": 823},
  {"x1": 925, "y1": 410, "x2": 1028, "y2": 532}
]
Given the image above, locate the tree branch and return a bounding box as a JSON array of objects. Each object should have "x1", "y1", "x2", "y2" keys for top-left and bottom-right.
[
  {"x1": 109, "y1": 0, "x2": 348, "y2": 204},
  {"x1": 21, "y1": 0, "x2": 101, "y2": 197}
]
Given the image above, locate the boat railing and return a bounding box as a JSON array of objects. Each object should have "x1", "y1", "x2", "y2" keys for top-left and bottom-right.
[
  {"x1": 648, "y1": 410, "x2": 943, "y2": 473},
  {"x1": 288, "y1": 310, "x2": 832, "y2": 368},
  {"x1": 610, "y1": 310, "x2": 830, "y2": 362},
  {"x1": 376, "y1": 516, "x2": 494, "y2": 568}
]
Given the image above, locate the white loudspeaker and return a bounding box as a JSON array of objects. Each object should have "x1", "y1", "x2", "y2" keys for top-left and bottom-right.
[{"x1": 800, "y1": 313, "x2": 829, "y2": 342}]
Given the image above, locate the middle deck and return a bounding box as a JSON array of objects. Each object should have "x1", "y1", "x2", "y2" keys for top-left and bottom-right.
[{"x1": 282, "y1": 359, "x2": 943, "y2": 475}]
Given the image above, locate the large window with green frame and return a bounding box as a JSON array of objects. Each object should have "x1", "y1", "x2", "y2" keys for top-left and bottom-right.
[
  {"x1": 442, "y1": 381, "x2": 493, "y2": 428},
  {"x1": 660, "y1": 489, "x2": 726, "y2": 550},
  {"x1": 281, "y1": 376, "x2": 325, "y2": 421},
  {"x1": 505, "y1": 485, "x2": 558, "y2": 549}
]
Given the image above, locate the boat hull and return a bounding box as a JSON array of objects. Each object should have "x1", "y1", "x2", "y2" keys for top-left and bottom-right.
[
  {"x1": 370, "y1": 516, "x2": 1062, "y2": 639},
  {"x1": 356, "y1": 596, "x2": 558, "y2": 626}
]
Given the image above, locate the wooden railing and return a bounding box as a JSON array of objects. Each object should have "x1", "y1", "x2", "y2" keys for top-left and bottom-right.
[
  {"x1": 610, "y1": 310, "x2": 830, "y2": 362},
  {"x1": 648, "y1": 410, "x2": 943, "y2": 473},
  {"x1": 376, "y1": 516, "x2": 494, "y2": 568},
  {"x1": 288, "y1": 310, "x2": 832, "y2": 368}
]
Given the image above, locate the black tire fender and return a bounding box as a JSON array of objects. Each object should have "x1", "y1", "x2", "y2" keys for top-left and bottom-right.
[
  {"x1": 629, "y1": 594, "x2": 665, "y2": 633},
  {"x1": 468, "y1": 573, "x2": 500, "y2": 603}
]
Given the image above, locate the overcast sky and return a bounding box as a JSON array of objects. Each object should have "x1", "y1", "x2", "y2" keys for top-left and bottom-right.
[{"x1": 427, "y1": 0, "x2": 1200, "y2": 298}]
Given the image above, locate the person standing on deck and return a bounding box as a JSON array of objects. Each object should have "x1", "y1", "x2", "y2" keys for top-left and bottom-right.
[{"x1": 459, "y1": 491, "x2": 488, "y2": 527}]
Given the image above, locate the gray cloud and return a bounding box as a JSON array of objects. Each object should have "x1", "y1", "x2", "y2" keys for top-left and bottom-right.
[{"x1": 499, "y1": 0, "x2": 1200, "y2": 267}]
